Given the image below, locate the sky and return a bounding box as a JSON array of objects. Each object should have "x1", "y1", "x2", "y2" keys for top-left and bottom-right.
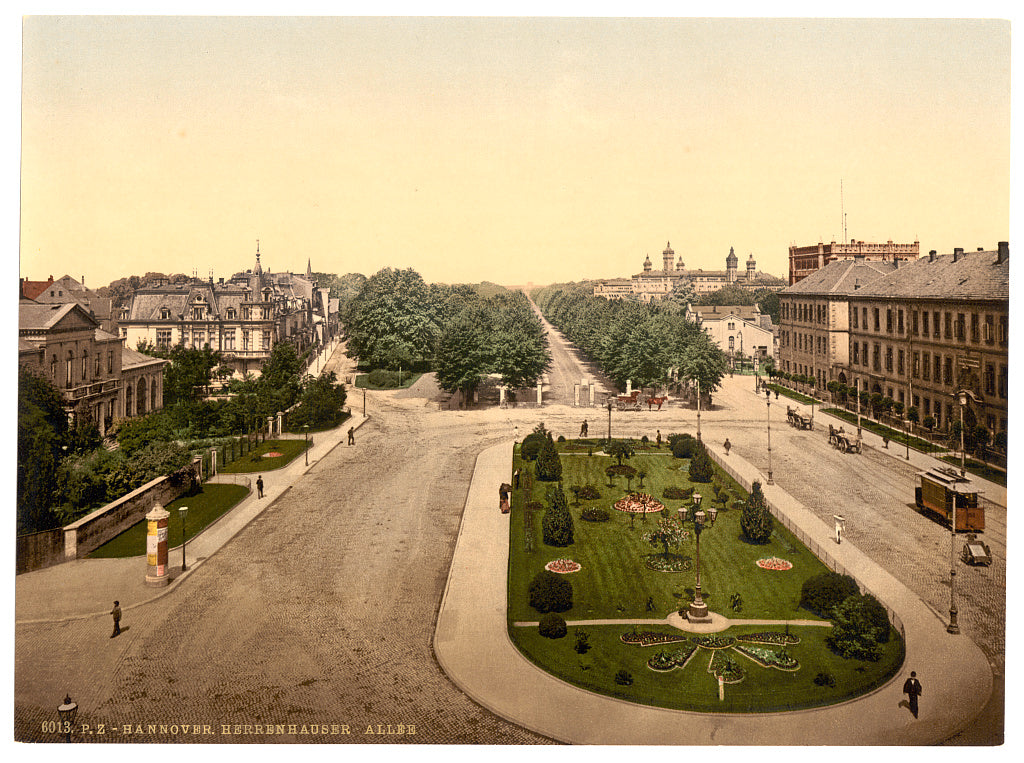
[{"x1": 16, "y1": 13, "x2": 1013, "y2": 289}]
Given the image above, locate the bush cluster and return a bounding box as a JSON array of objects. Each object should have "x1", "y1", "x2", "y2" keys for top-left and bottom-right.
[
  {"x1": 813, "y1": 672, "x2": 836, "y2": 687},
  {"x1": 538, "y1": 613, "x2": 567, "y2": 639},
  {"x1": 528, "y1": 569, "x2": 573, "y2": 613},
  {"x1": 668, "y1": 433, "x2": 697, "y2": 459},
  {"x1": 739, "y1": 481, "x2": 773, "y2": 544},
  {"x1": 799, "y1": 572, "x2": 860, "y2": 618},
  {"x1": 826, "y1": 594, "x2": 891, "y2": 661},
  {"x1": 577, "y1": 485, "x2": 602, "y2": 500},
  {"x1": 365, "y1": 369, "x2": 406, "y2": 388},
  {"x1": 535, "y1": 434, "x2": 563, "y2": 482},
  {"x1": 662, "y1": 486, "x2": 693, "y2": 500},
  {"x1": 687, "y1": 442, "x2": 715, "y2": 483},
  {"x1": 541, "y1": 485, "x2": 575, "y2": 546},
  {"x1": 580, "y1": 507, "x2": 610, "y2": 522}
]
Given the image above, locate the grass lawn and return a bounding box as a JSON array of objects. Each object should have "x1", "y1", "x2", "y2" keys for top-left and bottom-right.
[
  {"x1": 938, "y1": 455, "x2": 1007, "y2": 487},
  {"x1": 354, "y1": 372, "x2": 422, "y2": 390},
  {"x1": 766, "y1": 383, "x2": 818, "y2": 405},
  {"x1": 511, "y1": 622, "x2": 903, "y2": 713},
  {"x1": 88, "y1": 483, "x2": 249, "y2": 558},
  {"x1": 219, "y1": 439, "x2": 307, "y2": 473},
  {"x1": 508, "y1": 439, "x2": 904, "y2": 712},
  {"x1": 821, "y1": 408, "x2": 944, "y2": 453}
]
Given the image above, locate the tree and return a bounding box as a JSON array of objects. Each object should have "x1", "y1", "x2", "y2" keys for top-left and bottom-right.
[
  {"x1": 644, "y1": 517, "x2": 687, "y2": 559},
  {"x1": 826, "y1": 594, "x2": 888, "y2": 661},
  {"x1": 434, "y1": 305, "x2": 490, "y2": 401},
  {"x1": 290, "y1": 371, "x2": 348, "y2": 429},
  {"x1": 605, "y1": 439, "x2": 635, "y2": 465},
  {"x1": 541, "y1": 484, "x2": 574, "y2": 547},
  {"x1": 675, "y1": 330, "x2": 729, "y2": 402},
  {"x1": 528, "y1": 569, "x2": 573, "y2": 613},
  {"x1": 17, "y1": 368, "x2": 69, "y2": 533},
  {"x1": 146, "y1": 344, "x2": 222, "y2": 406},
  {"x1": 535, "y1": 434, "x2": 563, "y2": 482},
  {"x1": 799, "y1": 572, "x2": 860, "y2": 618},
  {"x1": 906, "y1": 406, "x2": 920, "y2": 425},
  {"x1": 696, "y1": 284, "x2": 757, "y2": 307},
  {"x1": 740, "y1": 481, "x2": 773, "y2": 544}
]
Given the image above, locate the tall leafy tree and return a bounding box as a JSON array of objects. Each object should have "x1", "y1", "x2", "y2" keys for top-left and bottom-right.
[
  {"x1": 17, "y1": 367, "x2": 68, "y2": 533},
  {"x1": 434, "y1": 305, "x2": 491, "y2": 400},
  {"x1": 740, "y1": 481, "x2": 774, "y2": 543}
]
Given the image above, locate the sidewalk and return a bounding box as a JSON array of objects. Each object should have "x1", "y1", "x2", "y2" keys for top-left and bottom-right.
[
  {"x1": 14, "y1": 412, "x2": 368, "y2": 624},
  {"x1": 434, "y1": 440, "x2": 993, "y2": 745}
]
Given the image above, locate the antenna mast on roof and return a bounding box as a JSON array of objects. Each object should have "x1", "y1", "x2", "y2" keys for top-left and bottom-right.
[{"x1": 841, "y1": 179, "x2": 848, "y2": 243}]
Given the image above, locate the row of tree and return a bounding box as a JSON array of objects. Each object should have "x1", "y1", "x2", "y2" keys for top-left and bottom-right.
[
  {"x1": 531, "y1": 282, "x2": 729, "y2": 397},
  {"x1": 341, "y1": 267, "x2": 552, "y2": 399}
]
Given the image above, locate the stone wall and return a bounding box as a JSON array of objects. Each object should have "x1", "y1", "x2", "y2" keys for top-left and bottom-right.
[{"x1": 15, "y1": 528, "x2": 65, "y2": 574}]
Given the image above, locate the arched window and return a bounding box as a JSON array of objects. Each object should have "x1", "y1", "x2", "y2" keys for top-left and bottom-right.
[
  {"x1": 50, "y1": 355, "x2": 57, "y2": 380},
  {"x1": 151, "y1": 377, "x2": 158, "y2": 411},
  {"x1": 125, "y1": 382, "x2": 134, "y2": 417},
  {"x1": 66, "y1": 351, "x2": 74, "y2": 387},
  {"x1": 137, "y1": 378, "x2": 148, "y2": 415}
]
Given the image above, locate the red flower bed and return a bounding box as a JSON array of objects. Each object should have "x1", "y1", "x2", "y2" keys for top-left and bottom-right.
[
  {"x1": 262, "y1": 451, "x2": 284, "y2": 458},
  {"x1": 613, "y1": 493, "x2": 665, "y2": 514},
  {"x1": 756, "y1": 557, "x2": 793, "y2": 571},
  {"x1": 545, "y1": 558, "x2": 582, "y2": 574}
]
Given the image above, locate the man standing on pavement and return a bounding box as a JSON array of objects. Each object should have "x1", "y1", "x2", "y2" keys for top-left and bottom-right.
[
  {"x1": 903, "y1": 671, "x2": 923, "y2": 718},
  {"x1": 256, "y1": 475, "x2": 264, "y2": 499},
  {"x1": 348, "y1": 426, "x2": 355, "y2": 445},
  {"x1": 110, "y1": 601, "x2": 121, "y2": 638},
  {"x1": 579, "y1": 420, "x2": 588, "y2": 438}
]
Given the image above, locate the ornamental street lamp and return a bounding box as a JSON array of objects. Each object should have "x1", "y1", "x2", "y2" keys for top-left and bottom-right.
[
  {"x1": 696, "y1": 377, "x2": 702, "y2": 443},
  {"x1": 303, "y1": 424, "x2": 310, "y2": 466},
  {"x1": 947, "y1": 388, "x2": 978, "y2": 635},
  {"x1": 677, "y1": 492, "x2": 717, "y2": 622},
  {"x1": 606, "y1": 400, "x2": 613, "y2": 442},
  {"x1": 179, "y1": 506, "x2": 188, "y2": 572},
  {"x1": 765, "y1": 387, "x2": 774, "y2": 485},
  {"x1": 57, "y1": 694, "x2": 78, "y2": 742}
]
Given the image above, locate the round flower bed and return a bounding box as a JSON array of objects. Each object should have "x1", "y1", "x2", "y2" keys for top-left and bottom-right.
[
  {"x1": 544, "y1": 558, "x2": 582, "y2": 574},
  {"x1": 756, "y1": 557, "x2": 793, "y2": 571},
  {"x1": 613, "y1": 493, "x2": 665, "y2": 514},
  {"x1": 693, "y1": 635, "x2": 735, "y2": 650},
  {"x1": 644, "y1": 554, "x2": 691, "y2": 573},
  {"x1": 262, "y1": 451, "x2": 284, "y2": 458}
]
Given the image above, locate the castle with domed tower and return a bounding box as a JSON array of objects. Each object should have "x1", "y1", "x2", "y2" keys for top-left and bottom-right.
[{"x1": 594, "y1": 241, "x2": 785, "y2": 302}]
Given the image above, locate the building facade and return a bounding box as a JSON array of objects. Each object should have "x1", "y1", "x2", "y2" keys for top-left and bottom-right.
[
  {"x1": 21, "y1": 274, "x2": 117, "y2": 335},
  {"x1": 19, "y1": 301, "x2": 166, "y2": 435},
  {"x1": 118, "y1": 248, "x2": 324, "y2": 377},
  {"x1": 788, "y1": 239, "x2": 920, "y2": 285},
  {"x1": 594, "y1": 242, "x2": 786, "y2": 302},
  {"x1": 779, "y1": 244, "x2": 1009, "y2": 438},
  {"x1": 686, "y1": 304, "x2": 776, "y2": 362}
]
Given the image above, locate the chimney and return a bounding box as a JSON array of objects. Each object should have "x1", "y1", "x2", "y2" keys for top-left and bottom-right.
[
  {"x1": 978, "y1": 247, "x2": 984, "y2": 251},
  {"x1": 81, "y1": 275, "x2": 85, "y2": 286},
  {"x1": 953, "y1": 247, "x2": 964, "y2": 262},
  {"x1": 929, "y1": 250, "x2": 937, "y2": 262},
  {"x1": 997, "y1": 241, "x2": 1009, "y2": 264}
]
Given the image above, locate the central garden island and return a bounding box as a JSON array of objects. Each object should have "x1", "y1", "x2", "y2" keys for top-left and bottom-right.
[{"x1": 507, "y1": 427, "x2": 904, "y2": 714}]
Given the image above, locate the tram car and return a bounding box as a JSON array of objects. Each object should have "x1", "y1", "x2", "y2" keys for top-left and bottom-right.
[{"x1": 914, "y1": 466, "x2": 984, "y2": 532}]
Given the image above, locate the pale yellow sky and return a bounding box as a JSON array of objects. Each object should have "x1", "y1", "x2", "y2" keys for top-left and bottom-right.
[{"x1": 18, "y1": 15, "x2": 1012, "y2": 288}]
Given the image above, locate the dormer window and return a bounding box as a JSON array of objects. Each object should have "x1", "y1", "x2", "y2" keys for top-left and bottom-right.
[
  {"x1": 160, "y1": 308, "x2": 172, "y2": 320},
  {"x1": 226, "y1": 308, "x2": 236, "y2": 320}
]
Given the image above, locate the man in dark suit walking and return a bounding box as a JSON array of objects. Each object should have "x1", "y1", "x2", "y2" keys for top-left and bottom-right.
[
  {"x1": 903, "y1": 671, "x2": 923, "y2": 718},
  {"x1": 110, "y1": 601, "x2": 121, "y2": 638}
]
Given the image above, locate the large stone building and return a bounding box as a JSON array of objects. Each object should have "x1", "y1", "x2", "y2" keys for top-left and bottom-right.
[
  {"x1": 20, "y1": 274, "x2": 117, "y2": 335},
  {"x1": 19, "y1": 300, "x2": 167, "y2": 435},
  {"x1": 685, "y1": 303, "x2": 777, "y2": 362},
  {"x1": 788, "y1": 239, "x2": 920, "y2": 285},
  {"x1": 118, "y1": 247, "x2": 331, "y2": 377},
  {"x1": 779, "y1": 243, "x2": 1009, "y2": 438},
  {"x1": 594, "y1": 242, "x2": 785, "y2": 302}
]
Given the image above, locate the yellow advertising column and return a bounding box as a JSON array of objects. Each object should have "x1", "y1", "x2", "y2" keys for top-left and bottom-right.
[{"x1": 145, "y1": 503, "x2": 171, "y2": 587}]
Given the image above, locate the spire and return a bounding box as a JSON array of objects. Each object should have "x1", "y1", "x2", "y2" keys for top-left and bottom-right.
[
  {"x1": 254, "y1": 239, "x2": 263, "y2": 276},
  {"x1": 306, "y1": 258, "x2": 312, "y2": 279}
]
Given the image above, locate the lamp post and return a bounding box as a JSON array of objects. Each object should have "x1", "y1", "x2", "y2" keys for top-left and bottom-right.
[
  {"x1": 765, "y1": 387, "x2": 774, "y2": 485},
  {"x1": 855, "y1": 378, "x2": 862, "y2": 438},
  {"x1": 303, "y1": 423, "x2": 309, "y2": 466},
  {"x1": 946, "y1": 389, "x2": 976, "y2": 635},
  {"x1": 57, "y1": 694, "x2": 78, "y2": 742},
  {"x1": 606, "y1": 400, "x2": 613, "y2": 442},
  {"x1": 677, "y1": 492, "x2": 717, "y2": 622},
  {"x1": 178, "y1": 506, "x2": 188, "y2": 572},
  {"x1": 696, "y1": 377, "x2": 702, "y2": 443},
  {"x1": 362, "y1": 388, "x2": 366, "y2": 417}
]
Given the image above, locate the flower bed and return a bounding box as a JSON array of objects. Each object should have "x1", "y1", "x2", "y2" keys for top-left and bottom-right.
[
  {"x1": 544, "y1": 558, "x2": 581, "y2": 574},
  {"x1": 708, "y1": 649, "x2": 746, "y2": 683},
  {"x1": 693, "y1": 635, "x2": 736, "y2": 650},
  {"x1": 262, "y1": 451, "x2": 284, "y2": 458},
  {"x1": 643, "y1": 554, "x2": 691, "y2": 573},
  {"x1": 736, "y1": 631, "x2": 801, "y2": 645},
  {"x1": 734, "y1": 644, "x2": 800, "y2": 671},
  {"x1": 613, "y1": 493, "x2": 665, "y2": 514},
  {"x1": 647, "y1": 644, "x2": 698, "y2": 672},
  {"x1": 620, "y1": 630, "x2": 689, "y2": 647},
  {"x1": 756, "y1": 557, "x2": 793, "y2": 571}
]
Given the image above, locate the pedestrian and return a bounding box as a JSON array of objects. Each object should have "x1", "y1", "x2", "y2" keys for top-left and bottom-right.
[
  {"x1": 348, "y1": 426, "x2": 355, "y2": 445},
  {"x1": 656, "y1": 430, "x2": 662, "y2": 449},
  {"x1": 512, "y1": 469, "x2": 520, "y2": 489},
  {"x1": 903, "y1": 671, "x2": 923, "y2": 718},
  {"x1": 774, "y1": 389, "x2": 779, "y2": 400},
  {"x1": 256, "y1": 475, "x2": 264, "y2": 499},
  {"x1": 580, "y1": 419, "x2": 588, "y2": 438},
  {"x1": 110, "y1": 601, "x2": 121, "y2": 638},
  {"x1": 724, "y1": 438, "x2": 731, "y2": 455}
]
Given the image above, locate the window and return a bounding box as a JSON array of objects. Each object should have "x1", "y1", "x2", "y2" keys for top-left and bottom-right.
[
  {"x1": 160, "y1": 308, "x2": 171, "y2": 320},
  {"x1": 872, "y1": 343, "x2": 881, "y2": 372},
  {"x1": 886, "y1": 309, "x2": 893, "y2": 334},
  {"x1": 873, "y1": 308, "x2": 880, "y2": 332},
  {"x1": 955, "y1": 314, "x2": 965, "y2": 341},
  {"x1": 912, "y1": 310, "x2": 919, "y2": 336},
  {"x1": 912, "y1": 351, "x2": 920, "y2": 378},
  {"x1": 970, "y1": 313, "x2": 979, "y2": 343},
  {"x1": 922, "y1": 353, "x2": 930, "y2": 381},
  {"x1": 243, "y1": 331, "x2": 250, "y2": 351},
  {"x1": 922, "y1": 311, "x2": 929, "y2": 337},
  {"x1": 94, "y1": 353, "x2": 101, "y2": 377},
  {"x1": 107, "y1": 350, "x2": 114, "y2": 374},
  {"x1": 224, "y1": 331, "x2": 235, "y2": 351},
  {"x1": 193, "y1": 307, "x2": 204, "y2": 320},
  {"x1": 156, "y1": 330, "x2": 172, "y2": 348},
  {"x1": 862, "y1": 342, "x2": 869, "y2": 367},
  {"x1": 81, "y1": 354, "x2": 87, "y2": 381},
  {"x1": 727, "y1": 322, "x2": 735, "y2": 330},
  {"x1": 897, "y1": 309, "x2": 904, "y2": 335},
  {"x1": 226, "y1": 308, "x2": 236, "y2": 320},
  {"x1": 885, "y1": 347, "x2": 893, "y2": 372},
  {"x1": 984, "y1": 315, "x2": 994, "y2": 343},
  {"x1": 998, "y1": 316, "x2": 1008, "y2": 344},
  {"x1": 984, "y1": 364, "x2": 995, "y2": 395},
  {"x1": 944, "y1": 312, "x2": 952, "y2": 339},
  {"x1": 933, "y1": 354, "x2": 941, "y2": 383},
  {"x1": 862, "y1": 307, "x2": 867, "y2": 329},
  {"x1": 944, "y1": 357, "x2": 953, "y2": 386},
  {"x1": 66, "y1": 352, "x2": 74, "y2": 387},
  {"x1": 852, "y1": 342, "x2": 860, "y2": 364},
  {"x1": 898, "y1": 349, "x2": 905, "y2": 376},
  {"x1": 262, "y1": 330, "x2": 271, "y2": 350},
  {"x1": 998, "y1": 365, "x2": 1007, "y2": 398}
]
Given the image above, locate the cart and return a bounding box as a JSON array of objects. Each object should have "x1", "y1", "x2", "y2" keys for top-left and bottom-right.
[
  {"x1": 961, "y1": 534, "x2": 992, "y2": 566},
  {"x1": 915, "y1": 467, "x2": 984, "y2": 531}
]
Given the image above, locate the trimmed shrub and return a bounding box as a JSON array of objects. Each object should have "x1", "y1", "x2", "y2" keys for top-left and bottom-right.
[
  {"x1": 539, "y1": 613, "x2": 567, "y2": 639},
  {"x1": 614, "y1": 669, "x2": 634, "y2": 686},
  {"x1": 669, "y1": 433, "x2": 697, "y2": 459},
  {"x1": 859, "y1": 593, "x2": 892, "y2": 643},
  {"x1": 578, "y1": 484, "x2": 602, "y2": 500},
  {"x1": 799, "y1": 572, "x2": 860, "y2": 618},
  {"x1": 528, "y1": 569, "x2": 573, "y2": 613},
  {"x1": 740, "y1": 481, "x2": 773, "y2": 544},
  {"x1": 581, "y1": 507, "x2": 610, "y2": 522},
  {"x1": 663, "y1": 486, "x2": 693, "y2": 500},
  {"x1": 688, "y1": 442, "x2": 715, "y2": 483},
  {"x1": 521, "y1": 427, "x2": 548, "y2": 461},
  {"x1": 535, "y1": 434, "x2": 563, "y2": 482},
  {"x1": 814, "y1": 672, "x2": 836, "y2": 687},
  {"x1": 826, "y1": 594, "x2": 888, "y2": 661}
]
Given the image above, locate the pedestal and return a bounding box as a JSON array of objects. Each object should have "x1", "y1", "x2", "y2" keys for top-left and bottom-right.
[{"x1": 686, "y1": 600, "x2": 712, "y2": 623}]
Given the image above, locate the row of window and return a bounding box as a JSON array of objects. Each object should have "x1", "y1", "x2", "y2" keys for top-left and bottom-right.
[
  {"x1": 154, "y1": 328, "x2": 273, "y2": 352},
  {"x1": 49, "y1": 348, "x2": 116, "y2": 388}
]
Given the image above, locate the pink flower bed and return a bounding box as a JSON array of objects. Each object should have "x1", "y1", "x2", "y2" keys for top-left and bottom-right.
[
  {"x1": 756, "y1": 557, "x2": 793, "y2": 571},
  {"x1": 613, "y1": 493, "x2": 665, "y2": 514},
  {"x1": 262, "y1": 451, "x2": 284, "y2": 458},
  {"x1": 545, "y1": 558, "x2": 582, "y2": 574}
]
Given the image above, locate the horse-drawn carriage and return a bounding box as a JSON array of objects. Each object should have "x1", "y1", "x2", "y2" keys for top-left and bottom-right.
[
  {"x1": 613, "y1": 390, "x2": 642, "y2": 411},
  {"x1": 828, "y1": 423, "x2": 862, "y2": 453},
  {"x1": 786, "y1": 406, "x2": 813, "y2": 430}
]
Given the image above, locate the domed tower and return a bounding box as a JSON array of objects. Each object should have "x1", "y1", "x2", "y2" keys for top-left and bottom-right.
[
  {"x1": 676, "y1": 255, "x2": 685, "y2": 271},
  {"x1": 746, "y1": 253, "x2": 757, "y2": 282},
  {"x1": 726, "y1": 247, "x2": 739, "y2": 283},
  {"x1": 643, "y1": 254, "x2": 652, "y2": 273},
  {"x1": 663, "y1": 241, "x2": 674, "y2": 273}
]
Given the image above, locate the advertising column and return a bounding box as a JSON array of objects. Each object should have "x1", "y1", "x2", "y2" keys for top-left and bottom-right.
[{"x1": 145, "y1": 503, "x2": 171, "y2": 587}]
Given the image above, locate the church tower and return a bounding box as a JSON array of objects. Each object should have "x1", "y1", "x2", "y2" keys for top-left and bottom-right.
[
  {"x1": 662, "y1": 242, "x2": 674, "y2": 273},
  {"x1": 643, "y1": 254, "x2": 652, "y2": 272},
  {"x1": 746, "y1": 253, "x2": 757, "y2": 282},
  {"x1": 726, "y1": 247, "x2": 739, "y2": 283}
]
